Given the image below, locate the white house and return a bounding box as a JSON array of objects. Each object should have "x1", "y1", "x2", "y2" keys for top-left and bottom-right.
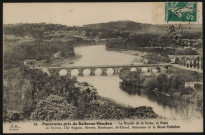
[{"x1": 185, "y1": 82, "x2": 203, "y2": 89}]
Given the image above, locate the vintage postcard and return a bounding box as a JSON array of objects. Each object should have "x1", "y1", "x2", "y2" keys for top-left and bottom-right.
[{"x1": 3, "y1": 2, "x2": 203, "y2": 133}]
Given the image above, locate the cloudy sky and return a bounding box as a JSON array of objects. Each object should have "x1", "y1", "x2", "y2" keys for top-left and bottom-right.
[{"x1": 3, "y1": 2, "x2": 202, "y2": 26}]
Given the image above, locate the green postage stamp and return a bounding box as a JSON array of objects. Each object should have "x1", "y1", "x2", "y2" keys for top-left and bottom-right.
[{"x1": 165, "y1": 2, "x2": 197, "y2": 22}]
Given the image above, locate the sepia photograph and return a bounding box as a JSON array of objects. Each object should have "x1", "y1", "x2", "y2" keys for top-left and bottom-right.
[{"x1": 2, "y1": 1, "x2": 203, "y2": 133}]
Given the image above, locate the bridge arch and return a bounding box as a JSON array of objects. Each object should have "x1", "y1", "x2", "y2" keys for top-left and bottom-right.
[
  {"x1": 117, "y1": 68, "x2": 123, "y2": 73},
  {"x1": 130, "y1": 67, "x2": 137, "y2": 72},
  {"x1": 151, "y1": 68, "x2": 158, "y2": 73},
  {"x1": 71, "y1": 69, "x2": 79, "y2": 76},
  {"x1": 59, "y1": 69, "x2": 67, "y2": 76},
  {"x1": 83, "y1": 69, "x2": 91, "y2": 76},
  {"x1": 95, "y1": 68, "x2": 102, "y2": 76},
  {"x1": 141, "y1": 67, "x2": 149, "y2": 73},
  {"x1": 106, "y1": 68, "x2": 114, "y2": 76}
]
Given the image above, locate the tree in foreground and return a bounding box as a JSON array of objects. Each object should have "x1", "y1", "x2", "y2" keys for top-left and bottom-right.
[{"x1": 30, "y1": 95, "x2": 76, "y2": 120}]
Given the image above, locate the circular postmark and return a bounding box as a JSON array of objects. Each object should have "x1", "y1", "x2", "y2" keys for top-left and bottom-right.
[{"x1": 166, "y1": 2, "x2": 199, "y2": 48}]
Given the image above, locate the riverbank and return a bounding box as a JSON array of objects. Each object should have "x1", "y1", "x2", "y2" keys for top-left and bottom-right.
[
  {"x1": 152, "y1": 88, "x2": 202, "y2": 106},
  {"x1": 119, "y1": 85, "x2": 203, "y2": 119},
  {"x1": 119, "y1": 67, "x2": 203, "y2": 111},
  {"x1": 73, "y1": 81, "x2": 160, "y2": 120},
  {"x1": 106, "y1": 48, "x2": 172, "y2": 64},
  {"x1": 106, "y1": 48, "x2": 147, "y2": 65},
  {"x1": 106, "y1": 48, "x2": 147, "y2": 56},
  {"x1": 96, "y1": 95, "x2": 162, "y2": 119},
  {"x1": 73, "y1": 41, "x2": 106, "y2": 47},
  {"x1": 47, "y1": 43, "x2": 107, "y2": 67},
  {"x1": 45, "y1": 55, "x2": 81, "y2": 67}
]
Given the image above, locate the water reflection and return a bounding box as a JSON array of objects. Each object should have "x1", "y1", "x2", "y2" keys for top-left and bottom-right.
[
  {"x1": 78, "y1": 75, "x2": 202, "y2": 120},
  {"x1": 120, "y1": 82, "x2": 203, "y2": 120}
]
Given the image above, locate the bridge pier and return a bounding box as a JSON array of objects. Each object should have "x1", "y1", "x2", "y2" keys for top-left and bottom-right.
[
  {"x1": 67, "y1": 69, "x2": 71, "y2": 76},
  {"x1": 101, "y1": 68, "x2": 107, "y2": 76},
  {"x1": 49, "y1": 69, "x2": 59, "y2": 76},
  {"x1": 148, "y1": 67, "x2": 153, "y2": 73},
  {"x1": 90, "y1": 68, "x2": 95, "y2": 76},
  {"x1": 137, "y1": 68, "x2": 141, "y2": 72},
  {"x1": 114, "y1": 68, "x2": 120, "y2": 75},
  {"x1": 78, "y1": 68, "x2": 83, "y2": 76}
]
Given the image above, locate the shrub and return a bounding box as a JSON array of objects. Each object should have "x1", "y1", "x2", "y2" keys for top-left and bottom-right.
[
  {"x1": 145, "y1": 53, "x2": 171, "y2": 63},
  {"x1": 194, "y1": 83, "x2": 203, "y2": 91},
  {"x1": 3, "y1": 110, "x2": 24, "y2": 122},
  {"x1": 119, "y1": 70, "x2": 144, "y2": 93},
  {"x1": 30, "y1": 95, "x2": 76, "y2": 120},
  {"x1": 75, "y1": 101, "x2": 127, "y2": 120},
  {"x1": 156, "y1": 74, "x2": 170, "y2": 92},
  {"x1": 181, "y1": 86, "x2": 194, "y2": 95}
]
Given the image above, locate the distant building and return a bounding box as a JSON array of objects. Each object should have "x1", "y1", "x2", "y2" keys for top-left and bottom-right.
[
  {"x1": 94, "y1": 37, "x2": 100, "y2": 42},
  {"x1": 142, "y1": 59, "x2": 148, "y2": 64},
  {"x1": 168, "y1": 55, "x2": 177, "y2": 63},
  {"x1": 24, "y1": 59, "x2": 45, "y2": 67},
  {"x1": 51, "y1": 38, "x2": 62, "y2": 42},
  {"x1": 53, "y1": 51, "x2": 61, "y2": 58},
  {"x1": 184, "y1": 46, "x2": 192, "y2": 49},
  {"x1": 185, "y1": 82, "x2": 203, "y2": 89},
  {"x1": 24, "y1": 59, "x2": 38, "y2": 67}
]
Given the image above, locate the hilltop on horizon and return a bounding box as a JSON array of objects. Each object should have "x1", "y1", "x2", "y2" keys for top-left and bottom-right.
[{"x1": 83, "y1": 20, "x2": 202, "y2": 34}]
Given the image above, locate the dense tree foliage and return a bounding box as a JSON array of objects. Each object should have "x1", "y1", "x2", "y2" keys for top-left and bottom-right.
[
  {"x1": 75, "y1": 97, "x2": 158, "y2": 120},
  {"x1": 4, "y1": 23, "x2": 70, "y2": 38},
  {"x1": 3, "y1": 110, "x2": 24, "y2": 122},
  {"x1": 119, "y1": 67, "x2": 202, "y2": 106},
  {"x1": 119, "y1": 69, "x2": 145, "y2": 95},
  {"x1": 3, "y1": 66, "x2": 159, "y2": 121},
  {"x1": 31, "y1": 95, "x2": 76, "y2": 120},
  {"x1": 144, "y1": 53, "x2": 171, "y2": 63},
  {"x1": 3, "y1": 40, "x2": 75, "y2": 69}
]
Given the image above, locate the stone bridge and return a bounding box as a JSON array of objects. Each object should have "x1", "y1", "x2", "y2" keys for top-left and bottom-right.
[{"x1": 36, "y1": 64, "x2": 172, "y2": 76}]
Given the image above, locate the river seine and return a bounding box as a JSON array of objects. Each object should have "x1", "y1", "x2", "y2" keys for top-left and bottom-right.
[{"x1": 64, "y1": 44, "x2": 202, "y2": 120}]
